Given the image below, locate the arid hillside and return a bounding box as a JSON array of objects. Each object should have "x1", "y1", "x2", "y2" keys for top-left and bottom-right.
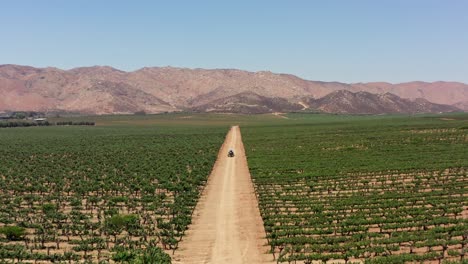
[
  {"x1": 0, "y1": 64, "x2": 466, "y2": 114},
  {"x1": 304, "y1": 90, "x2": 460, "y2": 114},
  {"x1": 192, "y1": 92, "x2": 303, "y2": 114}
]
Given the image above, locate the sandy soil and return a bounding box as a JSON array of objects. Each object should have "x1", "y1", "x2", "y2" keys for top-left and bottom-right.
[
  {"x1": 173, "y1": 126, "x2": 273, "y2": 264},
  {"x1": 298, "y1": 101, "x2": 309, "y2": 110},
  {"x1": 272, "y1": 112, "x2": 289, "y2": 119}
]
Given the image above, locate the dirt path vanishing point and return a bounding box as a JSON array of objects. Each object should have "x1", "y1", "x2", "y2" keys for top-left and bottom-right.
[{"x1": 173, "y1": 126, "x2": 273, "y2": 264}]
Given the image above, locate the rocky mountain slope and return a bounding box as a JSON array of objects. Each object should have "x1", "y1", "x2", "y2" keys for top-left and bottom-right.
[
  {"x1": 304, "y1": 90, "x2": 459, "y2": 114},
  {"x1": 192, "y1": 92, "x2": 303, "y2": 114},
  {"x1": 0, "y1": 64, "x2": 466, "y2": 114}
]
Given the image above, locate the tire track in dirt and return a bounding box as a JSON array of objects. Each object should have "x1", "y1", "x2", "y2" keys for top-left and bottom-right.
[{"x1": 172, "y1": 126, "x2": 273, "y2": 264}]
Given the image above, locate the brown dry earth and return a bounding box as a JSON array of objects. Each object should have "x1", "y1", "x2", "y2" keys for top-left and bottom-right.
[
  {"x1": 2, "y1": 64, "x2": 468, "y2": 114},
  {"x1": 172, "y1": 126, "x2": 273, "y2": 264}
]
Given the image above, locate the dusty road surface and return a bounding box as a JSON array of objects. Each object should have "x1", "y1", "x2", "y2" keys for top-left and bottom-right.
[{"x1": 173, "y1": 126, "x2": 273, "y2": 264}]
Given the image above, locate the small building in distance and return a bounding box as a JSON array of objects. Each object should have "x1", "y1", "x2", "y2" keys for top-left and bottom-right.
[
  {"x1": 34, "y1": 118, "x2": 47, "y2": 123},
  {"x1": 0, "y1": 112, "x2": 13, "y2": 120}
]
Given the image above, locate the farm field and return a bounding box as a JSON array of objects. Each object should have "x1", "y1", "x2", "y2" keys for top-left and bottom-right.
[
  {"x1": 0, "y1": 120, "x2": 227, "y2": 263},
  {"x1": 0, "y1": 112, "x2": 467, "y2": 264},
  {"x1": 242, "y1": 113, "x2": 468, "y2": 263}
]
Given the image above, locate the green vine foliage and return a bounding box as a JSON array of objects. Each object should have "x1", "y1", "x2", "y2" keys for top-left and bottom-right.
[
  {"x1": 0, "y1": 123, "x2": 226, "y2": 263},
  {"x1": 243, "y1": 114, "x2": 468, "y2": 263}
]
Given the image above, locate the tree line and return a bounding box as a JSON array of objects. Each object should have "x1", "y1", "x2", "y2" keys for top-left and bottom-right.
[{"x1": 0, "y1": 121, "x2": 95, "y2": 128}]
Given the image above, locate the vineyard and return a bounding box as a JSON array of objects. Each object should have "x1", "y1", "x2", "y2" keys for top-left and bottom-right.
[
  {"x1": 1, "y1": 112, "x2": 467, "y2": 264},
  {"x1": 243, "y1": 114, "x2": 468, "y2": 263},
  {"x1": 0, "y1": 124, "x2": 226, "y2": 263}
]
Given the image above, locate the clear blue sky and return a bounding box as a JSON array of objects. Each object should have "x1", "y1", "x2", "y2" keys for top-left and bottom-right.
[{"x1": 1, "y1": 0, "x2": 467, "y2": 83}]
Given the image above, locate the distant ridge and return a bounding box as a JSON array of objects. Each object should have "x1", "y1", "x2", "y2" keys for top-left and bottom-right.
[
  {"x1": 191, "y1": 92, "x2": 303, "y2": 114},
  {"x1": 303, "y1": 90, "x2": 459, "y2": 114},
  {"x1": 0, "y1": 64, "x2": 466, "y2": 114}
]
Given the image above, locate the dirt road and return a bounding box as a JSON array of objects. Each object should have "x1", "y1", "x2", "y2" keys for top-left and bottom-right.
[{"x1": 173, "y1": 126, "x2": 273, "y2": 264}]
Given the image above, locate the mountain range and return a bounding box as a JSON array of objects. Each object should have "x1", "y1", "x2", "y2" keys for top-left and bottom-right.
[{"x1": 0, "y1": 64, "x2": 466, "y2": 114}]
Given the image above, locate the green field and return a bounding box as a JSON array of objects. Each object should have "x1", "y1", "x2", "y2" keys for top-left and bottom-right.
[
  {"x1": 0, "y1": 112, "x2": 467, "y2": 263},
  {"x1": 243, "y1": 113, "x2": 468, "y2": 263},
  {"x1": 0, "y1": 120, "x2": 227, "y2": 263}
]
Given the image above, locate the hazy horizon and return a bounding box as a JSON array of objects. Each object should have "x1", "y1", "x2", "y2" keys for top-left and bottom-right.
[{"x1": 1, "y1": 0, "x2": 467, "y2": 83}]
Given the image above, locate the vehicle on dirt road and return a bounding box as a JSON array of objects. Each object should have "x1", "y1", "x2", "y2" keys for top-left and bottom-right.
[{"x1": 228, "y1": 149, "x2": 235, "y2": 157}]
